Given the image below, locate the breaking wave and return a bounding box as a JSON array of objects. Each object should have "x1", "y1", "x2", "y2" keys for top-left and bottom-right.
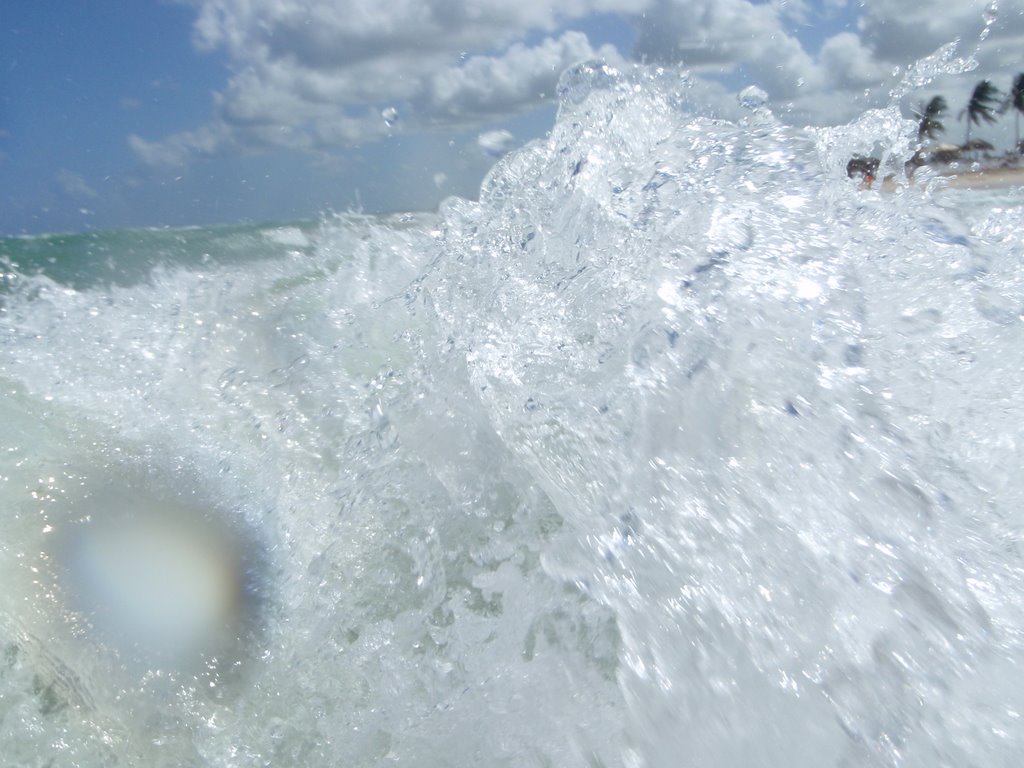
[{"x1": 3, "y1": 61, "x2": 1024, "y2": 767}]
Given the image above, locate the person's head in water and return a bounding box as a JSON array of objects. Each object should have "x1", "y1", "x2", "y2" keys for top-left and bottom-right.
[{"x1": 846, "y1": 156, "x2": 880, "y2": 189}]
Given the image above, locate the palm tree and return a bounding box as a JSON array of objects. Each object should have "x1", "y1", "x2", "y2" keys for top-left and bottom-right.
[
  {"x1": 915, "y1": 95, "x2": 948, "y2": 142},
  {"x1": 1002, "y1": 73, "x2": 1024, "y2": 152},
  {"x1": 960, "y1": 80, "x2": 1002, "y2": 146}
]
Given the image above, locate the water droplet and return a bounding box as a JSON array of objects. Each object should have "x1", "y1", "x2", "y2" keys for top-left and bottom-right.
[
  {"x1": 737, "y1": 85, "x2": 769, "y2": 111},
  {"x1": 980, "y1": 2, "x2": 998, "y2": 39},
  {"x1": 381, "y1": 107, "x2": 398, "y2": 128},
  {"x1": 983, "y1": 0, "x2": 998, "y2": 25}
]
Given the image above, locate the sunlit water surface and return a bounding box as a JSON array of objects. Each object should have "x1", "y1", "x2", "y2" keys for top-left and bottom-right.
[{"x1": 3, "y1": 63, "x2": 1024, "y2": 767}]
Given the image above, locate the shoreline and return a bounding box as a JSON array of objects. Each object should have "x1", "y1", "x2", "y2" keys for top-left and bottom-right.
[
  {"x1": 932, "y1": 165, "x2": 1024, "y2": 190},
  {"x1": 880, "y1": 164, "x2": 1024, "y2": 192}
]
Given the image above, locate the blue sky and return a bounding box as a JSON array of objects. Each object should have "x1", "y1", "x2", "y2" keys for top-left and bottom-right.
[
  {"x1": 3, "y1": 2, "x2": 224, "y2": 230},
  {"x1": 2, "y1": 0, "x2": 1023, "y2": 235}
]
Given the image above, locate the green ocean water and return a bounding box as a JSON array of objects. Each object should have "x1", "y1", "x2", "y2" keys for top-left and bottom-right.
[{"x1": 1, "y1": 221, "x2": 321, "y2": 289}]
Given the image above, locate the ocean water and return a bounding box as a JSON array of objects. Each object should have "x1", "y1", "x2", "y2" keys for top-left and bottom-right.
[{"x1": 3, "y1": 63, "x2": 1024, "y2": 767}]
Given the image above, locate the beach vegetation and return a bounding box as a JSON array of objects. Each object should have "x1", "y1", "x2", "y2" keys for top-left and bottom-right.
[
  {"x1": 960, "y1": 80, "x2": 1002, "y2": 146},
  {"x1": 915, "y1": 95, "x2": 948, "y2": 143},
  {"x1": 1002, "y1": 73, "x2": 1024, "y2": 153}
]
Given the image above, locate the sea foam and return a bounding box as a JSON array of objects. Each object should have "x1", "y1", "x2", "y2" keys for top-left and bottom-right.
[{"x1": 2, "y1": 61, "x2": 1024, "y2": 767}]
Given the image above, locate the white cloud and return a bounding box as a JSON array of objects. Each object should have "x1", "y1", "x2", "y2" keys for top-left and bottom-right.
[
  {"x1": 425, "y1": 32, "x2": 625, "y2": 122},
  {"x1": 56, "y1": 170, "x2": 97, "y2": 199},
  {"x1": 632, "y1": 0, "x2": 823, "y2": 99},
  {"x1": 771, "y1": 0, "x2": 813, "y2": 24},
  {"x1": 629, "y1": 0, "x2": 1024, "y2": 136},
  {"x1": 131, "y1": 0, "x2": 642, "y2": 167},
  {"x1": 132, "y1": 0, "x2": 1024, "y2": 174},
  {"x1": 477, "y1": 129, "x2": 517, "y2": 158},
  {"x1": 634, "y1": 0, "x2": 797, "y2": 67},
  {"x1": 857, "y1": 0, "x2": 1009, "y2": 61},
  {"x1": 129, "y1": 122, "x2": 231, "y2": 168},
  {"x1": 188, "y1": 0, "x2": 649, "y2": 63},
  {"x1": 819, "y1": 32, "x2": 889, "y2": 90}
]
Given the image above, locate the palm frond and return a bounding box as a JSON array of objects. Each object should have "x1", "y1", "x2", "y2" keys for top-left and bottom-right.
[
  {"x1": 916, "y1": 95, "x2": 948, "y2": 141},
  {"x1": 1011, "y1": 73, "x2": 1024, "y2": 113},
  {"x1": 966, "y1": 80, "x2": 1002, "y2": 126}
]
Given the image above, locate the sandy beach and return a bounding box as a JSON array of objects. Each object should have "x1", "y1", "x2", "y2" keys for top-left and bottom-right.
[
  {"x1": 934, "y1": 164, "x2": 1024, "y2": 189},
  {"x1": 876, "y1": 164, "x2": 1024, "y2": 192},
  {"x1": 911, "y1": 164, "x2": 1024, "y2": 190}
]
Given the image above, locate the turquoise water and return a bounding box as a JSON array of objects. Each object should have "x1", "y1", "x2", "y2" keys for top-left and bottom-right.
[
  {"x1": 1, "y1": 222, "x2": 320, "y2": 289},
  {"x1": 3, "y1": 64, "x2": 1024, "y2": 767}
]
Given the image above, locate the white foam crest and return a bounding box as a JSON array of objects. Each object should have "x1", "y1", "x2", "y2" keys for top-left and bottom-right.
[{"x1": 427, "y1": 64, "x2": 1024, "y2": 767}]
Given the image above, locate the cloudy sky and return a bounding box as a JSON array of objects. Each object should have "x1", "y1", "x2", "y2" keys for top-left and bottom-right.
[{"x1": 3, "y1": 0, "x2": 1023, "y2": 234}]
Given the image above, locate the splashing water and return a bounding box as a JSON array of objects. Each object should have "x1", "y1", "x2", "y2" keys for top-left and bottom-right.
[{"x1": 3, "y1": 62, "x2": 1024, "y2": 767}]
